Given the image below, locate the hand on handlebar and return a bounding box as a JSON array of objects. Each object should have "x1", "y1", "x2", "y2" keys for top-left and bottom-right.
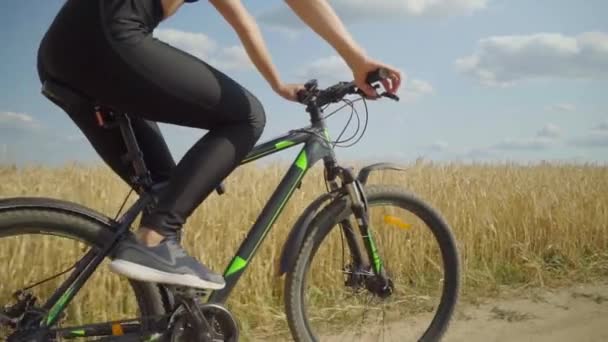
[
  {"x1": 351, "y1": 58, "x2": 402, "y2": 99},
  {"x1": 274, "y1": 83, "x2": 307, "y2": 102}
]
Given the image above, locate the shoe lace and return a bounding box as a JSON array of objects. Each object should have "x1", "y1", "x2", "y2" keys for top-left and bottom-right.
[{"x1": 165, "y1": 239, "x2": 189, "y2": 258}]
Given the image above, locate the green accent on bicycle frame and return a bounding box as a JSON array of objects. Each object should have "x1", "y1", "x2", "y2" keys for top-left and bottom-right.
[
  {"x1": 295, "y1": 150, "x2": 308, "y2": 170},
  {"x1": 45, "y1": 287, "x2": 74, "y2": 325},
  {"x1": 247, "y1": 162, "x2": 307, "y2": 262},
  {"x1": 366, "y1": 233, "x2": 383, "y2": 274},
  {"x1": 71, "y1": 329, "x2": 86, "y2": 336},
  {"x1": 242, "y1": 149, "x2": 273, "y2": 163},
  {"x1": 144, "y1": 334, "x2": 163, "y2": 342},
  {"x1": 324, "y1": 128, "x2": 331, "y2": 142},
  {"x1": 275, "y1": 140, "x2": 295, "y2": 149},
  {"x1": 225, "y1": 256, "x2": 248, "y2": 277}
]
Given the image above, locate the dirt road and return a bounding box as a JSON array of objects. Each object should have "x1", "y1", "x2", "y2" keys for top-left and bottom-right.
[
  {"x1": 443, "y1": 283, "x2": 608, "y2": 342},
  {"x1": 321, "y1": 283, "x2": 608, "y2": 341}
]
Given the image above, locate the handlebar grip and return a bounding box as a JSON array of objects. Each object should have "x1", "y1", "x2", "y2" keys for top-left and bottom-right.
[
  {"x1": 365, "y1": 68, "x2": 390, "y2": 84},
  {"x1": 297, "y1": 90, "x2": 308, "y2": 104}
]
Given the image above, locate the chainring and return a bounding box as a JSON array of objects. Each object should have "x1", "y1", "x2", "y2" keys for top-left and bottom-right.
[{"x1": 170, "y1": 303, "x2": 238, "y2": 342}]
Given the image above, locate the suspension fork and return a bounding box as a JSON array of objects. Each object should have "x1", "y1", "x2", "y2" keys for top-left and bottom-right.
[
  {"x1": 340, "y1": 168, "x2": 385, "y2": 276},
  {"x1": 338, "y1": 219, "x2": 366, "y2": 267},
  {"x1": 324, "y1": 159, "x2": 367, "y2": 269},
  {"x1": 324, "y1": 158, "x2": 385, "y2": 277}
]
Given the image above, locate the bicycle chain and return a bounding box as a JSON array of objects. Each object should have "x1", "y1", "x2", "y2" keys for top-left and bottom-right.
[{"x1": 4, "y1": 312, "x2": 173, "y2": 341}]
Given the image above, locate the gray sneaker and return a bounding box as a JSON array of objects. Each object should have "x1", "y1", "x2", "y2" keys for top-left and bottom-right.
[{"x1": 109, "y1": 238, "x2": 225, "y2": 290}]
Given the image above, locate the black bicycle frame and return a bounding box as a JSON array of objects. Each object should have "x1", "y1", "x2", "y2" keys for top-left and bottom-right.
[
  {"x1": 210, "y1": 126, "x2": 333, "y2": 303},
  {"x1": 37, "y1": 118, "x2": 344, "y2": 336}
]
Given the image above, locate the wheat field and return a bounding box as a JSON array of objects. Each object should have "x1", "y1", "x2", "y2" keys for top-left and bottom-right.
[{"x1": 1, "y1": 161, "x2": 607, "y2": 339}]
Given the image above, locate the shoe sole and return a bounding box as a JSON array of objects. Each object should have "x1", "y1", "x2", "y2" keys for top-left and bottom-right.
[{"x1": 109, "y1": 260, "x2": 225, "y2": 290}]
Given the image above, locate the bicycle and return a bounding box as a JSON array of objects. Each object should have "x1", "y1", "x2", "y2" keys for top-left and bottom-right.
[{"x1": 0, "y1": 69, "x2": 460, "y2": 341}]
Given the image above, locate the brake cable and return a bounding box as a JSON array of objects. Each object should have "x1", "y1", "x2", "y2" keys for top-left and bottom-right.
[
  {"x1": 338, "y1": 96, "x2": 369, "y2": 148},
  {"x1": 332, "y1": 99, "x2": 357, "y2": 148}
]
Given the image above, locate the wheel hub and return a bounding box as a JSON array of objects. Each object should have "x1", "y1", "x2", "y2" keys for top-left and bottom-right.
[
  {"x1": 344, "y1": 264, "x2": 394, "y2": 298},
  {"x1": 3, "y1": 291, "x2": 53, "y2": 342}
]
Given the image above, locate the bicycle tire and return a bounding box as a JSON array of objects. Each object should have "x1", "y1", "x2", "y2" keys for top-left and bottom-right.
[
  {"x1": 0, "y1": 197, "x2": 170, "y2": 340},
  {"x1": 285, "y1": 185, "x2": 460, "y2": 342}
]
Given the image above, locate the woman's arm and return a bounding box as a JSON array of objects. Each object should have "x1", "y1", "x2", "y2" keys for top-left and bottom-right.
[
  {"x1": 285, "y1": 0, "x2": 401, "y2": 96},
  {"x1": 209, "y1": 0, "x2": 301, "y2": 101},
  {"x1": 284, "y1": 0, "x2": 364, "y2": 70},
  {"x1": 210, "y1": 0, "x2": 401, "y2": 100}
]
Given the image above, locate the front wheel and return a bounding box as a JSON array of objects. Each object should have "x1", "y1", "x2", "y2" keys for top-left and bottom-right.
[{"x1": 285, "y1": 185, "x2": 460, "y2": 341}]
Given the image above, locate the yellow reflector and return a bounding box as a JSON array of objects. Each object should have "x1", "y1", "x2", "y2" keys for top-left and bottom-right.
[
  {"x1": 112, "y1": 323, "x2": 124, "y2": 336},
  {"x1": 383, "y1": 215, "x2": 412, "y2": 230}
]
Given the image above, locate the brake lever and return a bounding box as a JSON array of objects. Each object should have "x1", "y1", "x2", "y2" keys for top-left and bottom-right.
[
  {"x1": 354, "y1": 87, "x2": 380, "y2": 100},
  {"x1": 353, "y1": 89, "x2": 399, "y2": 102},
  {"x1": 380, "y1": 92, "x2": 400, "y2": 101}
]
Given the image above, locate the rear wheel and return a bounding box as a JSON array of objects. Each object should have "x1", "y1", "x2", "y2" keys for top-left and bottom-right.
[
  {"x1": 285, "y1": 186, "x2": 460, "y2": 341},
  {"x1": 0, "y1": 199, "x2": 169, "y2": 340}
]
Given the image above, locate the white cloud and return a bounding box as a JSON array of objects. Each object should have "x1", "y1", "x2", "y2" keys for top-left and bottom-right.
[
  {"x1": 259, "y1": 0, "x2": 488, "y2": 30},
  {"x1": 456, "y1": 32, "x2": 608, "y2": 86},
  {"x1": 297, "y1": 56, "x2": 351, "y2": 84},
  {"x1": 211, "y1": 46, "x2": 253, "y2": 71},
  {"x1": 0, "y1": 112, "x2": 40, "y2": 131},
  {"x1": 298, "y1": 56, "x2": 433, "y2": 101},
  {"x1": 154, "y1": 29, "x2": 253, "y2": 71},
  {"x1": 399, "y1": 79, "x2": 435, "y2": 102},
  {"x1": 536, "y1": 123, "x2": 561, "y2": 139},
  {"x1": 545, "y1": 103, "x2": 576, "y2": 112},
  {"x1": 0, "y1": 111, "x2": 34, "y2": 123},
  {"x1": 155, "y1": 29, "x2": 216, "y2": 60}
]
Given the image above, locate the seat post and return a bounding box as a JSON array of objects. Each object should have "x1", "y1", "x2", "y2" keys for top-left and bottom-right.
[
  {"x1": 114, "y1": 112, "x2": 153, "y2": 192},
  {"x1": 41, "y1": 80, "x2": 155, "y2": 193}
]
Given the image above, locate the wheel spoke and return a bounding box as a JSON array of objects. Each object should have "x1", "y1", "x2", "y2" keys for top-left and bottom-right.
[
  {"x1": 0, "y1": 205, "x2": 169, "y2": 340},
  {"x1": 286, "y1": 186, "x2": 459, "y2": 341}
]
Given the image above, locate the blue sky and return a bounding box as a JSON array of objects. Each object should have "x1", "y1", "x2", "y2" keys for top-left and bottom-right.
[{"x1": 1, "y1": 0, "x2": 607, "y2": 165}]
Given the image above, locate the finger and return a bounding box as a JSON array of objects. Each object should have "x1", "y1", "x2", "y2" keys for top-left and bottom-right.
[
  {"x1": 390, "y1": 70, "x2": 402, "y2": 94},
  {"x1": 381, "y1": 79, "x2": 392, "y2": 93},
  {"x1": 391, "y1": 75, "x2": 401, "y2": 94},
  {"x1": 361, "y1": 83, "x2": 377, "y2": 98}
]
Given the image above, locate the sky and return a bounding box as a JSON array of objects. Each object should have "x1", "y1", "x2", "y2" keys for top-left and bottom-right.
[{"x1": 0, "y1": 0, "x2": 607, "y2": 166}]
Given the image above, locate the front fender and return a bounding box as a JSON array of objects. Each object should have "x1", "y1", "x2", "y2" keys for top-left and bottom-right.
[
  {"x1": 357, "y1": 162, "x2": 405, "y2": 185},
  {"x1": 278, "y1": 192, "x2": 335, "y2": 275},
  {"x1": 279, "y1": 162, "x2": 404, "y2": 275}
]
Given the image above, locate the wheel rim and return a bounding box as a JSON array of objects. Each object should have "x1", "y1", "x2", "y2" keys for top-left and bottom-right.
[{"x1": 300, "y1": 199, "x2": 450, "y2": 341}]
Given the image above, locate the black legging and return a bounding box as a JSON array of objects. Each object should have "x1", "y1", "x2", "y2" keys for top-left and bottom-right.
[{"x1": 37, "y1": 0, "x2": 266, "y2": 235}]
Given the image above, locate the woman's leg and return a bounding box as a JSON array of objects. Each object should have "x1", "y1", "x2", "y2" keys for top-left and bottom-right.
[
  {"x1": 38, "y1": 0, "x2": 266, "y2": 289},
  {"x1": 100, "y1": 36, "x2": 266, "y2": 289},
  {"x1": 37, "y1": 40, "x2": 176, "y2": 199},
  {"x1": 64, "y1": 112, "x2": 176, "y2": 188},
  {"x1": 101, "y1": 35, "x2": 266, "y2": 238}
]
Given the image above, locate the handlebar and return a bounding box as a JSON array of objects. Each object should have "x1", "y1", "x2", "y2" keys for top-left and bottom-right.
[{"x1": 297, "y1": 68, "x2": 399, "y2": 108}]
